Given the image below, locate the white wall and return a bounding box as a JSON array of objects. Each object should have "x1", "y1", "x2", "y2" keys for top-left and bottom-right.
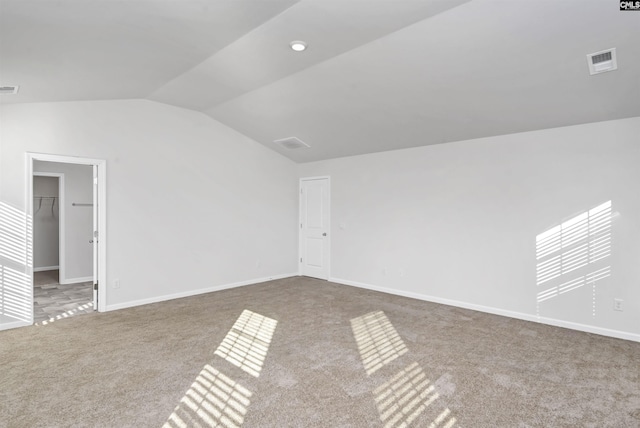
[
  {"x1": 299, "y1": 117, "x2": 640, "y2": 341},
  {"x1": 0, "y1": 99, "x2": 298, "y2": 324},
  {"x1": 34, "y1": 162, "x2": 93, "y2": 282},
  {"x1": 33, "y1": 176, "x2": 60, "y2": 270}
]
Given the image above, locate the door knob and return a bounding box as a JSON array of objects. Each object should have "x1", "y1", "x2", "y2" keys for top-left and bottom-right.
[{"x1": 323, "y1": 233, "x2": 327, "y2": 236}]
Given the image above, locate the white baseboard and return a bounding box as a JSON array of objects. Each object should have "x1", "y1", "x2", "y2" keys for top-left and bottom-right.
[
  {"x1": 329, "y1": 277, "x2": 640, "y2": 343},
  {"x1": 105, "y1": 273, "x2": 298, "y2": 312},
  {"x1": 60, "y1": 276, "x2": 92, "y2": 285},
  {"x1": 34, "y1": 266, "x2": 59, "y2": 272},
  {"x1": 0, "y1": 320, "x2": 31, "y2": 332}
]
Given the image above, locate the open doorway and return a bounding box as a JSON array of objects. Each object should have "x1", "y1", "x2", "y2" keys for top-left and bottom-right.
[
  {"x1": 27, "y1": 153, "x2": 107, "y2": 325},
  {"x1": 33, "y1": 164, "x2": 93, "y2": 324}
]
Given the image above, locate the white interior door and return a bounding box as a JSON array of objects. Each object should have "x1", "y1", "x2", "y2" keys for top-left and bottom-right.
[
  {"x1": 92, "y1": 165, "x2": 98, "y2": 310},
  {"x1": 300, "y1": 177, "x2": 330, "y2": 279}
]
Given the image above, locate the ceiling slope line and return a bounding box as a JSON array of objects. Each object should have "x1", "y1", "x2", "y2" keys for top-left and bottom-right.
[
  {"x1": 148, "y1": 0, "x2": 473, "y2": 112},
  {"x1": 143, "y1": 0, "x2": 303, "y2": 101}
]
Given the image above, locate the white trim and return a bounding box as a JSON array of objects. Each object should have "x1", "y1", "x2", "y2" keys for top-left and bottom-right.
[
  {"x1": 105, "y1": 273, "x2": 297, "y2": 312},
  {"x1": 33, "y1": 266, "x2": 59, "y2": 272},
  {"x1": 299, "y1": 176, "x2": 331, "y2": 279},
  {"x1": 329, "y1": 277, "x2": 640, "y2": 343},
  {"x1": 0, "y1": 320, "x2": 31, "y2": 332},
  {"x1": 25, "y1": 159, "x2": 35, "y2": 324},
  {"x1": 299, "y1": 175, "x2": 331, "y2": 181},
  {"x1": 27, "y1": 152, "x2": 108, "y2": 317},
  {"x1": 92, "y1": 165, "x2": 99, "y2": 311},
  {"x1": 32, "y1": 172, "x2": 63, "y2": 177},
  {"x1": 60, "y1": 276, "x2": 93, "y2": 285},
  {"x1": 33, "y1": 172, "x2": 65, "y2": 282},
  {"x1": 29, "y1": 153, "x2": 106, "y2": 165}
]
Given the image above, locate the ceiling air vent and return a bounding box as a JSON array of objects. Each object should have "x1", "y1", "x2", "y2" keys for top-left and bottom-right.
[
  {"x1": 587, "y1": 48, "x2": 617, "y2": 75},
  {"x1": 273, "y1": 137, "x2": 310, "y2": 150},
  {"x1": 0, "y1": 86, "x2": 19, "y2": 94}
]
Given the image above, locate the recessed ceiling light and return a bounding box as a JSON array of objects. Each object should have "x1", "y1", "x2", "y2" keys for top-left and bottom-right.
[
  {"x1": 290, "y1": 41, "x2": 307, "y2": 52},
  {"x1": 273, "y1": 136, "x2": 311, "y2": 150}
]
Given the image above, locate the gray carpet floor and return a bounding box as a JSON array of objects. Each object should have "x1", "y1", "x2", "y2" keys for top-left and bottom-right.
[{"x1": 1, "y1": 276, "x2": 639, "y2": 427}]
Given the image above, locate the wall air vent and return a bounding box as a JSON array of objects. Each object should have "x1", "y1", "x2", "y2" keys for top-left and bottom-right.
[
  {"x1": 0, "y1": 86, "x2": 19, "y2": 94},
  {"x1": 273, "y1": 137, "x2": 311, "y2": 150},
  {"x1": 587, "y1": 48, "x2": 617, "y2": 75}
]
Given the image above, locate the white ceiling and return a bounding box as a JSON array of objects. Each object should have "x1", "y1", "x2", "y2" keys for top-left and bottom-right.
[{"x1": 1, "y1": 0, "x2": 639, "y2": 163}]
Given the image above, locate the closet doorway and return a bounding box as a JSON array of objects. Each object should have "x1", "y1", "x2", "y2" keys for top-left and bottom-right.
[
  {"x1": 33, "y1": 173, "x2": 63, "y2": 274},
  {"x1": 27, "y1": 153, "x2": 107, "y2": 325}
]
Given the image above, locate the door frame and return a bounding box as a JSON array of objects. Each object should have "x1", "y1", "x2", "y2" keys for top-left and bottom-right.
[
  {"x1": 26, "y1": 153, "x2": 107, "y2": 314},
  {"x1": 298, "y1": 176, "x2": 331, "y2": 279},
  {"x1": 32, "y1": 172, "x2": 65, "y2": 278}
]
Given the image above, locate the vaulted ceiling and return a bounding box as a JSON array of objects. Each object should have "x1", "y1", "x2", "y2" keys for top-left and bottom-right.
[{"x1": 1, "y1": 0, "x2": 638, "y2": 162}]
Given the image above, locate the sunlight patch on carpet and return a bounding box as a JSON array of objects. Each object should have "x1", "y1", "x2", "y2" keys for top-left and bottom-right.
[
  {"x1": 374, "y1": 362, "x2": 456, "y2": 428},
  {"x1": 214, "y1": 309, "x2": 277, "y2": 377},
  {"x1": 164, "y1": 364, "x2": 251, "y2": 428},
  {"x1": 351, "y1": 311, "x2": 408, "y2": 375}
]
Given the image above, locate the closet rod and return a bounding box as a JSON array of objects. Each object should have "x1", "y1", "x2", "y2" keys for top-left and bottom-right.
[
  {"x1": 33, "y1": 196, "x2": 57, "y2": 198},
  {"x1": 72, "y1": 203, "x2": 93, "y2": 207}
]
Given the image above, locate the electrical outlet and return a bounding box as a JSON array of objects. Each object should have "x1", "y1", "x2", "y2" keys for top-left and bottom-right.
[
  {"x1": 613, "y1": 298, "x2": 623, "y2": 311},
  {"x1": 113, "y1": 279, "x2": 121, "y2": 289}
]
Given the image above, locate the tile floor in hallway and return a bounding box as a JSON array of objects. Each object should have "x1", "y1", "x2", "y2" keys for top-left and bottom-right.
[{"x1": 33, "y1": 270, "x2": 94, "y2": 324}]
